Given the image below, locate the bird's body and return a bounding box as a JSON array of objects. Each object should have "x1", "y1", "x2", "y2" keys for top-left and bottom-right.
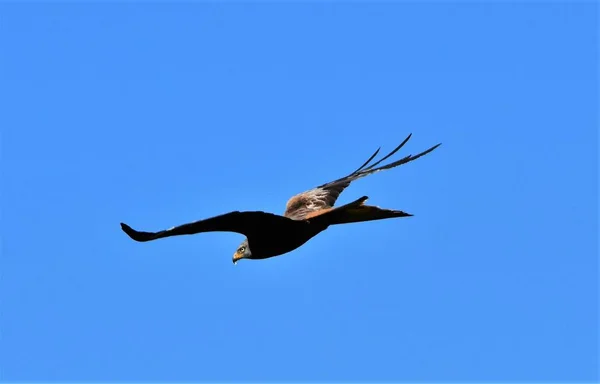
[
  {"x1": 120, "y1": 134, "x2": 441, "y2": 263},
  {"x1": 240, "y1": 217, "x2": 321, "y2": 259}
]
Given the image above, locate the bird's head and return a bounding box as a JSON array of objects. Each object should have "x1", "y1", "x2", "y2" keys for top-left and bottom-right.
[{"x1": 232, "y1": 239, "x2": 252, "y2": 264}]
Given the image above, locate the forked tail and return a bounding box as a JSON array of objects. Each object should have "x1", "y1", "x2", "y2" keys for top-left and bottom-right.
[{"x1": 309, "y1": 196, "x2": 412, "y2": 226}]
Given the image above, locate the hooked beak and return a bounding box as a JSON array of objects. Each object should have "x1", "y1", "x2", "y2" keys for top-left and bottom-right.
[{"x1": 232, "y1": 253, "x2": 241, "y2": 265}]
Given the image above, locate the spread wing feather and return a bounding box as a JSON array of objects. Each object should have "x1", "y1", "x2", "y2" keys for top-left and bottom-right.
[
  {"x1": 284, "y1": 133, "x2": 441, "y2": 220},
  {"x1": 121, "y1": 211, "x2": 295, "y2": 242}
]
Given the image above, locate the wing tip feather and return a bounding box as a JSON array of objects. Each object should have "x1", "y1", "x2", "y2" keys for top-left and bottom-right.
[{"x1": 120, "y1": 222, "x2": 149, "y2": 242}]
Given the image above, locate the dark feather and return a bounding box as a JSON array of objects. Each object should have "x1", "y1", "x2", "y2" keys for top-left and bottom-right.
[{"x1": 121, "y1": 211, "x2": 296, "y2": 242}]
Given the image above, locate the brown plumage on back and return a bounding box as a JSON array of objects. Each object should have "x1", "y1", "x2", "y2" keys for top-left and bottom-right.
[{"x1": 120, "y1": 133, "x2": 441, "y2": 264}]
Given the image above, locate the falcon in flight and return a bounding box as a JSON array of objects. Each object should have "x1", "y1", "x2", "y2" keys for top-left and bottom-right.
[{"x1": 120, "y1": 134, "x2": 441, "y2": 264}]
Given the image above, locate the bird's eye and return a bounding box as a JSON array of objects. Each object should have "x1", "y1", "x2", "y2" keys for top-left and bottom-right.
[{"x1": 238, "y1": 247, "x2": 245, "y2": 253}]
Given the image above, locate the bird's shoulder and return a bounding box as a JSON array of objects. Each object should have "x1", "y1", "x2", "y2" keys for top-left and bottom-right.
[{"x1": 284, "y1": 188, "x2": 332, "y2": 220}]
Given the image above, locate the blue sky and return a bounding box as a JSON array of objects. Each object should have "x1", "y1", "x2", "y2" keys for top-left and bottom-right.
[{"x1": 1, "y1": 2, "x2": 597, "y2": 382}]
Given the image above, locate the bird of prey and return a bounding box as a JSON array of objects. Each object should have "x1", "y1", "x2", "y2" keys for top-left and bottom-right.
[{"x1": 120, "y1": 134, "x2": 441, "y2": 264}]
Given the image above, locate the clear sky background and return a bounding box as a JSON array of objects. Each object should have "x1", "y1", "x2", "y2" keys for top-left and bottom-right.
[{"x1": 1, "y1": 2, "x2": 597, "y2": 382}]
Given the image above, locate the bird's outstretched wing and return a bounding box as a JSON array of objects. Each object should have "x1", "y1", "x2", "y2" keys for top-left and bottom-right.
[
  {"x1": 284, "y1": 133, "x2": 441, "y2": 220},
  {"x1": 121, "y1": 211, "x2": 295, "y2": 242}
]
